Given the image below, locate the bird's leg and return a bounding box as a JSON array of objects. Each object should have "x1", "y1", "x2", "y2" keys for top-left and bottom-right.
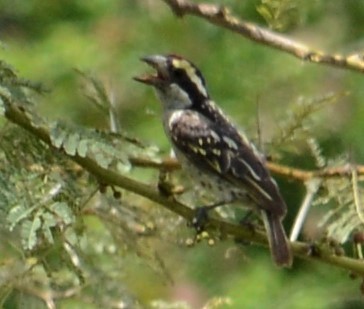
[
  {"x1": 191, "y1": 199, "x2": 235, "y2": 233},
  {"x1": 239, "y1": 210, "x2": 255, "y2": 225}
]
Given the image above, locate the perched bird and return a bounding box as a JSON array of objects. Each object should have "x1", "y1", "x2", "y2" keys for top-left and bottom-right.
[{"x1": 134, "y1": 54, "x2": 292, "y2": 267}]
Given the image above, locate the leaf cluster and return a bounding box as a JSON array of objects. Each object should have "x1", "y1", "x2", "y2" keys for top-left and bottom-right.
[{"x1": 0, "y1": 61, "x2": 178, "y2": 308}]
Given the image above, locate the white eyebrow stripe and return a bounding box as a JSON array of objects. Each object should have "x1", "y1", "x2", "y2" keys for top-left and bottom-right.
[
  {"x1": 189, "y1": 69, "x2": 208, "y2": 97},
  {"x1": 172, "y1": 58, "x2": 208, "y2": 97}
]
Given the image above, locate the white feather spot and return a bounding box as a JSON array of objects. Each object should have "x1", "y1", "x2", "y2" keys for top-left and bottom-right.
[
  {"x1": 223, "y1": 136, "x2": 238, "y2": 150},
  {"x1": 238, "y1": 158, "x2": 261, "y2": 181},
  {"x1": 210, "y1": 130, "x2": 221, "y2": 142},
  {"x1": 168, "y1": 110, "x2": 184, "y2": 129}
]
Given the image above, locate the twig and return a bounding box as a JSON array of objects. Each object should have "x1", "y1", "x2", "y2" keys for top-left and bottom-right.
[
  {"x1": 162, "y1": 0, "x2": 364, "y2": 73},
  {"x1": 352, "y1": 166, "x2": 364, "y2": 224},
  {"x1": 129, "y1": 156, "x2": 364, "y2": 182},
  {"x1": 15, "y1": 283, "x2": 82, "y2": 309},
  {"x1": 290, "y1": 178, "x2": 322, "y2": 242}
]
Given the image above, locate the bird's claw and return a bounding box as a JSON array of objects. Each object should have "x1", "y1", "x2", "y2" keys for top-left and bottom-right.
[{"x1": 191, "y1": 206, "x2": 210, "y2": 233}]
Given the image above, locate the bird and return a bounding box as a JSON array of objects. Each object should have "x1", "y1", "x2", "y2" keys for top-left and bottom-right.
[{"x1": 134, "y1": 54, "x2": 292, "y2": 267}]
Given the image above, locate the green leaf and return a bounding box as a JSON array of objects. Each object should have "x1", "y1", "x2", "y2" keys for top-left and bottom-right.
[
  {"x1": 0, "y1": 85, "x2": 12, "y2": 102},
  {"x1": 65, "y1": 228, "x2": 78, "y2": 246},
  {"x1": 50, "y1": 202, "x2": 74, "y2": 225},
  {"x1": 94, "y1": 152, "x2": 112, "y2": 168},
  {"x1": 50, "y1": 124, "x2": 68, "y2": 148},
  {"x1": 257, "y1": 5, "x2": 274, "y2": 23},
  {"x1": 116, "y1": 161, "x2": 131, "y2": 173},
  {"x1": 42, "y1": 211, "x2": 57, "y2": 227},
  {"x1": 42, "y1": 212, "x2": 57, "y2": 244},
  {"x1": 7, "y1": 204, "x2": 35, "y2": 230},
  {"x1": 77, "y1": 138, "x2": 89, "y2": 157},
  {"x1": 0, "y1": 96, "x2": 4, "y2": 115},
  {"x1": 21, "y1": 217, "x2": 41, "y2": 250},
  {"x1": 63, "y1": 133, "x2": 80, "y2": 156},
  {"x1": 42, "y1": 225, "x2": 54, "y2": 244}
]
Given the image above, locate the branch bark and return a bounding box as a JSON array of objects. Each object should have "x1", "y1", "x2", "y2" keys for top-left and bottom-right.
[
  {"x1": 162, "y1": 0, "x2": 364, "y2": 74},
  {"x1": 129, "y1": 156, "x2": 364, "y2": 182},
  {"x1": 3, "y1": 98, "x2": 364, "y2": 275}
]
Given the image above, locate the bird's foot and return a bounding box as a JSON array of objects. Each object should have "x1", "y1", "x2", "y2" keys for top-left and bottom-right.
[
  {"x1": 238, "y1": 210, "x2": 256, "y2": 233},
  {"x1": 191, "y1": 206, "x2": 211, "y2": 233},
  {"x1": 190, "y1": 201, "x2": 227, "y2": 233}
]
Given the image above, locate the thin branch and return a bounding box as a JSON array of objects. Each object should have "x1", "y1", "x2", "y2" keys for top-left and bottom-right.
[
  {"x1": 3, "y1": 100, "x2": 364, "y2": 274},
  {"x1": 352, "y1": 166, "x2": 364, "y2": 224},
  {"x1": 162, "y1": 0, "x2": 364, "y2": 73},
  {"x1": 290, "y1": 178, "x2": 322, "y2": 242},
  {"x1": 15, "y1": 283, "x2": 82, "y2": 309},
  {"x1": 129, "y1": 156, "x2": 364, "y2": 182}
]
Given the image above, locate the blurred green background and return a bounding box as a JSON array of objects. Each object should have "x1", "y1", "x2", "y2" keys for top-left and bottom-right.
[{"x1": 2, "y1": 0, "x2": 364, "y2": 308}]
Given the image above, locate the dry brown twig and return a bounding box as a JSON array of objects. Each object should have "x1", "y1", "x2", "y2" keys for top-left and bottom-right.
[
  {"x1": 129, "y1": 156, "x2": 364, "y2": 182},
  {"x1": 162, "y1": 0, "x2": 364, "y2": 73}
]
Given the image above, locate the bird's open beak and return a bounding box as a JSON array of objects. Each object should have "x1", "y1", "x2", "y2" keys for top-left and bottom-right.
[{"x1": 133, "y1": 55, "x2": 169, "y2": 86}]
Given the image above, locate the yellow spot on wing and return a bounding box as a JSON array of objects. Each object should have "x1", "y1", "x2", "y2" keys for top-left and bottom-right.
[
  {"x1": 207, "y1": 159, "x2": 221, "y2": 173},
  {"x1": 188, "y1": 144, "x2": 206, "y2": 155}
]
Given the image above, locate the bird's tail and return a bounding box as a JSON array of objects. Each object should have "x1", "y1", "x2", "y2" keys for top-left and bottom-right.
[{"x1": 261, "y1": 210, "x2": 292, "y2": 267}]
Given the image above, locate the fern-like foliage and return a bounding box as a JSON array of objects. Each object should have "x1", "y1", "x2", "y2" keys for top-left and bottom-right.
[
  {"x1": 315, "y1": 154, "x2": 364, "y2": 244},
  {"x1": 256, "y1": 0, "x2": 322, "y2": 31},
  {"x1": 0, "y1": 59, "x2": 177, "y2": 308}
]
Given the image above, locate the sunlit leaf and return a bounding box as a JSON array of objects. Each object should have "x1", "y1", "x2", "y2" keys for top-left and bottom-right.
[
  {"x1": 50, "y1": 124, "x2": 68, "y2": 148},
  {"x1": 77, "y1": 138, "x2": 89, "y2": 157},
  {"x1": 116, "y1": 161, "x2": 131, "y2": 173},
  {"x1": 7, "y1": 204, "x2": 35, "y2": 230},
  {"x1": 94, "y1": 152, "x2": 112, "y2": 168},
  {"x1": 63, "y1": 133, "x2": 80, "y2": 156},
  {"x1": 21, "y1": 217, "x2": 41, "y2": 250},
  {"x1": 42, "y1": 225, "x2": 54, "y2": 244},
  {"x1": 42, "y1": 211, "x2": 57, "y2": 228},
  {"x1": 50, "y1": 202, "x2": 74, "y2": 225}
]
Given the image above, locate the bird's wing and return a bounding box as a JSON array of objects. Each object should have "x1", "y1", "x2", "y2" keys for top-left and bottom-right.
[{"x1": 168, "y1": 110, "x2": 286, "y2": 215}]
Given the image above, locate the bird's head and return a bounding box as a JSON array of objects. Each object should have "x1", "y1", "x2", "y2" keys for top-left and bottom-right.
[{"x1": 134, "y1": 54, "x2": 209, "y2": 110}]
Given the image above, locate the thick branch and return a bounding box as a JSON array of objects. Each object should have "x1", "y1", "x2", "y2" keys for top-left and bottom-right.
[
  {"x1": 3, "y1": 100, "x2": 364, "y2": 274},
  {"x1": 162, "y1": 0, "x2": 364, "y2": 73}
]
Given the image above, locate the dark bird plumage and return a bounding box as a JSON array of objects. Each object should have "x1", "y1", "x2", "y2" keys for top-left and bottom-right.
[{"x1": 135, "y1": 54, "x2": 292, "y2": 267}]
